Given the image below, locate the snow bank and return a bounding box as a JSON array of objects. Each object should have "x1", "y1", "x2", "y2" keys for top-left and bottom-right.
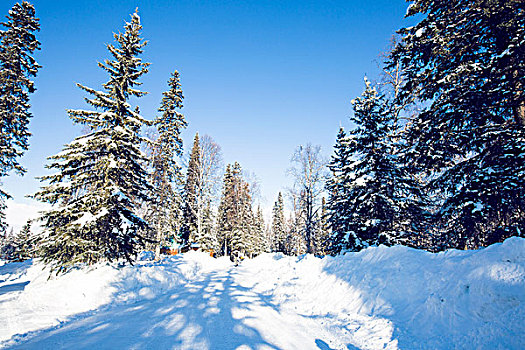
[
  {"x1": 0, "y1": 238, "x2": 523, "y2": 349},
  {"x1": 241, "y1": 237, "x2": 524, "y2": 349}
]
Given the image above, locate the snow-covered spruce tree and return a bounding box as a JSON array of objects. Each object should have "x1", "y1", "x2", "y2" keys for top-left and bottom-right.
[
  {"x1": 149, "y1": 70, "x2": 187, "y2": 259},
  {"x1": 0, "y1": 1, "x2": 40, "y2": 232},
  {"x1": 285, "y1": 211, "x2": 306, "y2": 256},
  {"x1": 216, "y1": 162, "x2": 254, "y2": 259},
  {"x1": 234, "y1": 180, "x2": 254, "y2": 258},
  {"x1": 325, "y1": 127, "x2": 356, "y2": 254},
  {"x1": 0, "y1": 219, "x2": 36, "y2": 261},
  {"x1": 217, "y1": 164, "x2": 234, "y2": 256},
  {"x1": 389, "y1": 0, "x2": 525, "y2": 248},
  {"x1": 271, "y1": 192, "x2": 286, "y2": 252},
  {"x1": 342, "y1": 78, "x2": 413, "y2": 250},
  {"x1": 0, "y1": 227, "x2": 15, "y2": 260},
  {"x1": 200, "y1": 199, "x2": 218, "y2": 252},
  {"x1": 7, "y1": 220, "x2": 35, "y2": 261},
  {"x1": 254, "y1": 205, "x2": 267, "y2": 255},
  {"x1": 33, "y1": 10, "x2": 152, "y2": 273},
  {"x1": 182, "y1": 133, "x2": 202, "y2": 244},
  {"x1": 180, "y1": 134, "x2": 223, "y2": 250}
]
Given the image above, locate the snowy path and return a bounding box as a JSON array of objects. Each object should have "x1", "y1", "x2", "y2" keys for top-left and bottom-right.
[
  {"x1": 2, "y1": 260, "x2": 356, "y2": 350},
  {"x1": 1, "y1": 238, "x2": 524, "y2": 349}
]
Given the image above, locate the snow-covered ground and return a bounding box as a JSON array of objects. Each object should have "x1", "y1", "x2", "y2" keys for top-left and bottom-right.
[{"x1": 1, "y1": 238, "x2": 524, "y2": 350}]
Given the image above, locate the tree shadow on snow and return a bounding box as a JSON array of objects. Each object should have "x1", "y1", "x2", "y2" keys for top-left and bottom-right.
[
  {"x1": 4, "y1": 266, "x2": 281, "y2": 350},
  {"x1": 0, "y1": 260, "x2": 32, "y2": 284},
  {"x1": 0, "y1": 281, "x2": 30, "y2": 296},
  {"x1": 314, "y1": 338, "x2": 335, "y2": 350}
]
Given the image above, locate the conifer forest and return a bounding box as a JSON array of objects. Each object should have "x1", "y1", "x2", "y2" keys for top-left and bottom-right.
[{"x1": 0, "y1": 1, "x2": 523, "y2": 349}]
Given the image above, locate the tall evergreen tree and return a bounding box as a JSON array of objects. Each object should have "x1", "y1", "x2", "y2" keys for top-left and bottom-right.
[
  {"x1": 34, "y1": 10, "x2": 151, "y2": 272},
  {"x1": 200, "y1": 199, "x2": 218, "y2": 252},
  {"x1": 390, "y1": 0, "x2": 525, "y2": 248},
  {"x1": 233, "y1": 180, "x2": 253, "y2": 259},
  {"x1": 182, "y1": 133, "x2": 202, "y2": 244},
  {"x1": 326, "y1": 127, "x2": 354, "y2": 254},
  {"x1": 253, "y1": 205, "x2": 267, "y2": 255},
  {"x1": 9, "y1": 219, "x2": 34, "y2": 261},
  {"x1": 216, "y1": 162, "x2": 253, "y2": 260},
  {"x1": 149, "y1": 70, "x2": 186, "y2": 259},
  {"x1": 0, "y1": 1, "x2": 40, "y2": 232},
  {"x1": 271, "y1": 192, "x2": 286, "y2": 253},
  {"x1": 217, "y1": 164, "x2": 234, "y2": 256},
  {"x1": 341, "y1": 79, "x2": 410, "y2": 250}
]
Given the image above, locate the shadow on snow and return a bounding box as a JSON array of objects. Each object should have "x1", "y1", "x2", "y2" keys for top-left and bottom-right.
[{"x1": 5, "y1": 267, "x2": 280, "y2": 350}]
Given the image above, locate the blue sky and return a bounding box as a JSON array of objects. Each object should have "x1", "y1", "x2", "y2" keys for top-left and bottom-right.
[{"x1": 2, "y1": 0, "x2": 413, "y2": 224}]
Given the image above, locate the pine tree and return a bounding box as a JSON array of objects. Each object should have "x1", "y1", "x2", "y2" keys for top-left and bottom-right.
[
  {"x1": 149, "y1": 70, "x2": 187, "y2": 259},
  {"x1": 271, "y1": 192, "x2": 286, "y2": 252},
  {"x1": 253, "y1": 205, "x2": 267, "y2": 255},
  {"x1": 0, "y1": 220, "x2": 33, "y2": 261},
  {"x1": 217, "y1": 164, "x2": 234, "y2": 256},
  {"x1": 0, "y1": 1, "x2": 40, "y2": 232},
  {"x1": 200, "y1": 199, "x2": 217, "y2": 252},
  {"x1": 181, "y1": 134, "x2": 223, "y2": 249},
  {"x1": 326, "y1": 127, "x2": 355, "y2": 253},
  {"x1": 233, "y1": 180, "x2": 253, "y2": 259},
  {"x1": 34, "y1": 10, "x2": 152, "y2": 273},
  {"x1": 13, "y1": 219, "x2": 34, "y2": 261},
  {"x1": 0, "y1": 227, "x2": 15, "y2": 260},
  {"x1": 182, "y1": 133, "x2": 202, "y2": 244},
  {"x1": 216, "y1": 162, "x2": 253, "y2": 260},
  {"x1": 285, "y1": 210, "x2": 306, "y2": 256},
  {"x1": 341, "y1": 79, "x2": 409, "y2": 250},
  {"x1": 390, "y1": 0, "x2": 525, "y2": 248}
]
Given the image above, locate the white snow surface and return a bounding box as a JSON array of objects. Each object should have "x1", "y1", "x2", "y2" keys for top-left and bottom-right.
[{"x1": 0, "y1": 238, "x2": 524, "y2": 349}]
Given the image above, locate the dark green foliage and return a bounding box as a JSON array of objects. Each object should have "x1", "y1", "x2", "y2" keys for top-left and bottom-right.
[
  {"x1": 182, "y1": 133, "x2": 202, "y2": 243},
  {"x1": 217, "y1": 164, "x2": 234, "y2": 255},
  {"x1": 34, "y1": 10, "x2": 152, "y2": 273},
  {"x1": 253, "y1": 206, "x2": 267, "y2": 255},
  {"x1": 326, "y1": 79, "x2": 424, "y2": 252},
  {"x1": 390, "y1": 0, "x2": 525, "y2": 249},
  {"x1": 217, "y1": 162, "x2": 256, "y2": 259},
  {"x1": 325, "y1": 128, "x2": 354, "y2": 254},
  {"x1": 149, "y1": 71, "x2": 187, "y2": 256},
  {"x1": 271, "y1": 192, "x2": 286, "y2": 252},
  {"x1": 344, "y1": 80, "x2": 400, "y2": 249},
  {"x1": 200, "y1": 199, "x2": 217, "y2": 251},
  {"x1": 0, "y1": 1, "x2": 40, "y2": 232},
  {"x1": 0, "y1": 220, "x2": 35, "y2": 261}
]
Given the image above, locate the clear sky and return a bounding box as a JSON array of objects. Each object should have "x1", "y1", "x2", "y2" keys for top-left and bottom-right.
[{"x1": 2, "y1": 0, "x2": 414, "y2": 228}]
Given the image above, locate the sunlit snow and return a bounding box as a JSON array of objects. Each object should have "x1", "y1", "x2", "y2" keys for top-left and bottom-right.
[{"x1": 1, "y1": 238, "x2": 523, "y2": 349}]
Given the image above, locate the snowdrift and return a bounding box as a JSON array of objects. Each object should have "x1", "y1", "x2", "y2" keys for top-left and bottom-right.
[{"x1": 0, "y1": 238, "x2": 523, "y2": 349}]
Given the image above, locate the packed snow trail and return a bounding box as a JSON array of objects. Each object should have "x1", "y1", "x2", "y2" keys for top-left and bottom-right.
[
  {"x1": 1, "y1": 256, "x2": 352, "y2": 349},
  {"x1": 1, "y1": 238, "x2": 524, "y2": 349}
]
